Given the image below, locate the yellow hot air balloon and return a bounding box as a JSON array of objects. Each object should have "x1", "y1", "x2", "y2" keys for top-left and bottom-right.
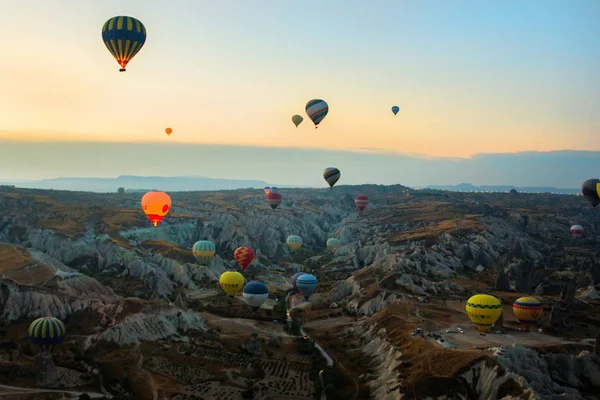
[
  {"x1": 219, "y1": 271, "x2": 244, "y2": 297},
  {"x1": 465, "y1": 294, "x2": 502, "y2": 333},
  {"x1": 286, "y1": 235, "x2": 302, "y2": 252},
  {"x1": 512, "y1": 296, "x2": 543, "y2": 329}
]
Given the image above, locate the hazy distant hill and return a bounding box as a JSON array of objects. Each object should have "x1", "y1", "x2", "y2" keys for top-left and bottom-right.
[
  {"x1": 0, "y1": 175, "x2": 298, "y2": 193},
  {"x1": 426, "y1": 183, "x2": 580, "y2": 194}
]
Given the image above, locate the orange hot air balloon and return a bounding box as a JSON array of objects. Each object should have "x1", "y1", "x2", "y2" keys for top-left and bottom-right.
[
  {"x1": 141, "y1": 191, "x2": 172, "y2": 227},
  {"x1": 165, "y1": 128, "x2": 173, "y2": 136}
]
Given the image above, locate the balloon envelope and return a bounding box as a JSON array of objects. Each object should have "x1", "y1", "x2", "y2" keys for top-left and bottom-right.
[
  {"x1": 296, "y1": 273, "x2": 318, "y2": 300},
  {"x1": 286, "y1": 235, "x2": 302, "y2": 251},
  {"x1": 326, "y1": 238, "x2": 340, "y2": 250},
  {"x1": 234, "y1": 246, "x2": 255, "y2": 271},
  {"x1": 243, "y1": 281, "x2": 269, "y2": 311},
  {"x1": 141, "y1": 191, "x2": 171, "y2": 227},
  {"x1": 192, "y1": 240, "x2": 216, "y2": 265},
  {"x1": 323, "y1": 167, "x2": 341, "y2": 188},
  {"x1": 292, "y1": 114, "x2": 303, "y2": 127},
  {"x1": 512, "y1": 296, "x2": 543, "y2": 329},
  {"x1": 264, "y1": 187, "x2": 271, "y2": 195},
  {"x1": 267, "y1": 192, "x2": 282, "y2": 210},
  {"x1": 570, "y1": 225, "x2": 584, "y2": 238},
  {"x1": 392, "y1": 106, "x2": 400, "y2": 115},
  {"x1": 582, "y1": 179, "x2": 600, "y2": 207},
  {"x1": 219, "y1": 271, "x2": 244, "y2": 297},
  {"x1": 465, "y1": 294, "x2": 502, "y2": 333},
  {"x1": 165, "y1": 128, "x2": 172, "y2": 136},
  {"x1": 305, "y1": 99, "x2": 329, "y2": 128},
  {"x1": 102, "y1": 16, "x2": 147, "y2": 71},
  {"x1": 28, "y1": 317, "x2": 66, "y2": 354},
  {"x1": 355, "y1": 195, "x2": 369, "y2": 212}
]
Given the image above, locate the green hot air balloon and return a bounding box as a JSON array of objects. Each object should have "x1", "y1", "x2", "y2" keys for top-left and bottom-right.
[{"x1": 292, "y1": 115, "x2": 303, "y2": 128}]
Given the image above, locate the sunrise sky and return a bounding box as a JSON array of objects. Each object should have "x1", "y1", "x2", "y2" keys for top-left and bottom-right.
[{"x1": 0, "y1": 0, "x2": 598, "y2": 160}]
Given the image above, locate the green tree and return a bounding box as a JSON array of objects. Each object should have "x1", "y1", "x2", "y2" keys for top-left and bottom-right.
[{"x1": 117, "y1": 187, "x2": 125, "y2": 194}]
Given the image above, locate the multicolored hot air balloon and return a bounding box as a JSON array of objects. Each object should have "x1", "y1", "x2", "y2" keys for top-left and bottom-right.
[
  {"x1": 243, "y1": 281, "x2": 269, "y2": 312},
  {"x1": 570, "y1": 225, "x2": 584, "y2": 239},
  {"x1": 355, "y1": 195, "x2": 369, "y2": 212},
  {"x1": 291, "y1": 272, "x2": 306, "y2": 293},
  {"x1": 512, "y1": 296, "x2": 544, "y2": 329},
  {"x1": 234, "y1": 246, "x2": 255, "y2": 271},
  {"x1": 141, "y1": 191, "x2": 171, "y2": 227},
  {"x1": 391, "y1": 106, "x2": 400, "y2": 115},
  {"x1": 28, "y1": 317, "x2": 66, "y2": 354},
  {"x1": 326, "y1": 238, "x2": 340, "y2": 250},
  {"x1": 323, "y1": 167, "x2": 341, "y2": 188},
  {"x1": 296, "y1": 273, "x2": 318, "y2": 301},
  {"x1": 465, "y1": 294, "x2": 502, "y2": 334},
  {"x1": 264, "y1": 187, "x2": 271, "y2": 195},
  {"x1": 305, "y1": 99, "x2": 329, "y2": 128},
  {"x1": 292, "y1": 115, "x2": 304, "y2": 128},
  {"x1": 286, "y1": 235, "x2": 302, "y2": 252},
  {"x1": 219, "y1": 271, "x2": 244, "y2": 297},
  {"x1": 267, "y1": 192, "x2": 282, "y2": 210},
  {"x1": 582, "y1": 179, "x2": 600, "y2": 207},
  {"x1": 102, "y1": 16, "x2": 147, "y2": 72},
  {"x1": 165, "y1": 128, "x2": 172, "y2": 136},
  {"x1": 192, "y1": 240, "x2": 216, "y2": 266}
]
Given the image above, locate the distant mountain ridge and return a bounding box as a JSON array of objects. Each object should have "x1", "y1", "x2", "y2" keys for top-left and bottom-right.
[
  {"x1": 427, "y1": 183, "x2": 580, "y2": 194},
  {"x1": 0, "y1": 175, "x2": 303, "y2": 193}
]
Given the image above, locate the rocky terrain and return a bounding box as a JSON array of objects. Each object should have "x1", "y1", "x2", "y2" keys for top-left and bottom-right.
[{"x1": 0, "y1": 184, "x2": 599, "y2": 399}]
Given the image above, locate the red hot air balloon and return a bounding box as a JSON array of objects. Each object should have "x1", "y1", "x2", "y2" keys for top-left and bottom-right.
[
  {"x1": 267, "y1": 192, "x2": 282, "y2": 210},
  {"x1": 234, "y1": 246, "x2": 255, "y2": 271},
  {"x1": 355, "y1": 195, "x2": 369, "y2": 212},
  {"x1": 570, "y1": 225, "x2": 584, "y2": 238}
]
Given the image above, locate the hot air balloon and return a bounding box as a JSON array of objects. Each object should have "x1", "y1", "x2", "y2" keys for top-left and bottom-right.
[
  {"x1": 296, "y1": 273, "x2": 318, "y2": 301},
  {"x1": 264, "y1": 187, "x2": 271, "y2": 195},
  {"x1": 267, "y1": 192, "x2": 282, "y2": 210},
  {"x1": 141, "y1": 191, "x2": 171, "y2": 227},
  {"x1": 289, "y1": 265, "x2": 298, "y2": 274},
  {"x1": 234, "y1": 246, "x2": 255, "y2": 271},
  {"x1": 323, "y1": 167, "x2": 341, "y2": 189},
  {"x1": 512, "y1": 297, "x2": 544, "y2": 329},
  {"x1": 192, "y1": 240, "x2": 216, "y2": 266},
  {"x1": 465, "y1": 294, "x2": 502, "y2": 334},
  {"x1": 326, "y1": 238, "x2": 340, "y2": 250},
  {"x1": 286, "y1": 235, "x2": 302, "y2": 252},
  {"x1": 582, "y1": 179, "x2": 600, "y2": 207},
  {"x1": 355, "y1": 195, "x2": 369, "y2": 212},
  {"x1": 570, "y1": 225, "x2": 584, "y2": 239},
  {"x1": 271, "y1": 187, "x2": 279, "y2": 192},
  {"x1": 243, "y1": 281, "x2": 269, "y2": 312},
  {"x1": 292, "y1": 115, "x2": 304, "y2": 128},
  {"x1": 102, "y1": 16, "x2": 147, "y2": 72},
  {"x1": 165, "y1": 128, "x2": 172, "y2": 136},
  {"x1": 305, "y1": 99, "x2": 329, "y2": 128},
  {"x1": 391, "y1": 106, "x2": 400, "y2": 115},
  {"x1": 219, "y1": 271, "x2": 244, "y2": 297},
  {"x1": 291, "y1": 272, "x2": 306, "y2": 293},
  {"x1": 28, "y1": 317, "x2": 66, "y2": 354}
]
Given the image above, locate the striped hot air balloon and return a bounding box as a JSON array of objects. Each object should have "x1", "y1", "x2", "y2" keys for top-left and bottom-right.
[
  {"x1": 323, "y1": 167, "x2": 341, "y2": 188},
  {"x1": 28, "y1": 317, "x2": 66, "y2": 354},
  {"x1": 219, "y1": 271, "x2": 244, "y2": 297},
  {"x1": 234, "y1": 246, "x2": 255, "y2": 271},
  {"x1": 305, "y1": 99, "x2": 329, "y2": 128},
  {"x1": 326, "y1": 238, "x2": 340, "y2": 250},
  {"x1": 355, "y1": 195, "x2": 369, "y2": 212},
  {"x1": 465, "y1": 294, "x2": 502, "y2": 334},
  {"x1": 267, "y1": 192, "x2": 282, "y2": 210},
  {"x1": 296, "y1": 273, "x2": 318, "y2": 301},
  {"x1": 286, "y1": 235, "x2": 302, "y2": 252},
  {"x1": 101, "y1": 16, "x2": 147, "y2": 72},
  {"x1": 192, "y1": 240, "x2": 216, "y2": 266},
  {"x1": 243, "y1": 281, "x2": 269, "y2": 312},
  {"x1": 512, "y1": 296, "x2": 544, "y2": 329},
  {"x1": 570, "y1": 225, "x2": 584, "y2": 238}
]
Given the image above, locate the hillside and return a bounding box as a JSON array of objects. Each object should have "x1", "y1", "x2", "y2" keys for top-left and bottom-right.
[{"x1": 0, "y1": 185, "x2": 598, "y2": 399}]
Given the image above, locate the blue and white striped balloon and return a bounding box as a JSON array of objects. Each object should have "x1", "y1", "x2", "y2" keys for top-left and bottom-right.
[{"x1": 296, "y1": 273, "x2": 318, "y2": 301}]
